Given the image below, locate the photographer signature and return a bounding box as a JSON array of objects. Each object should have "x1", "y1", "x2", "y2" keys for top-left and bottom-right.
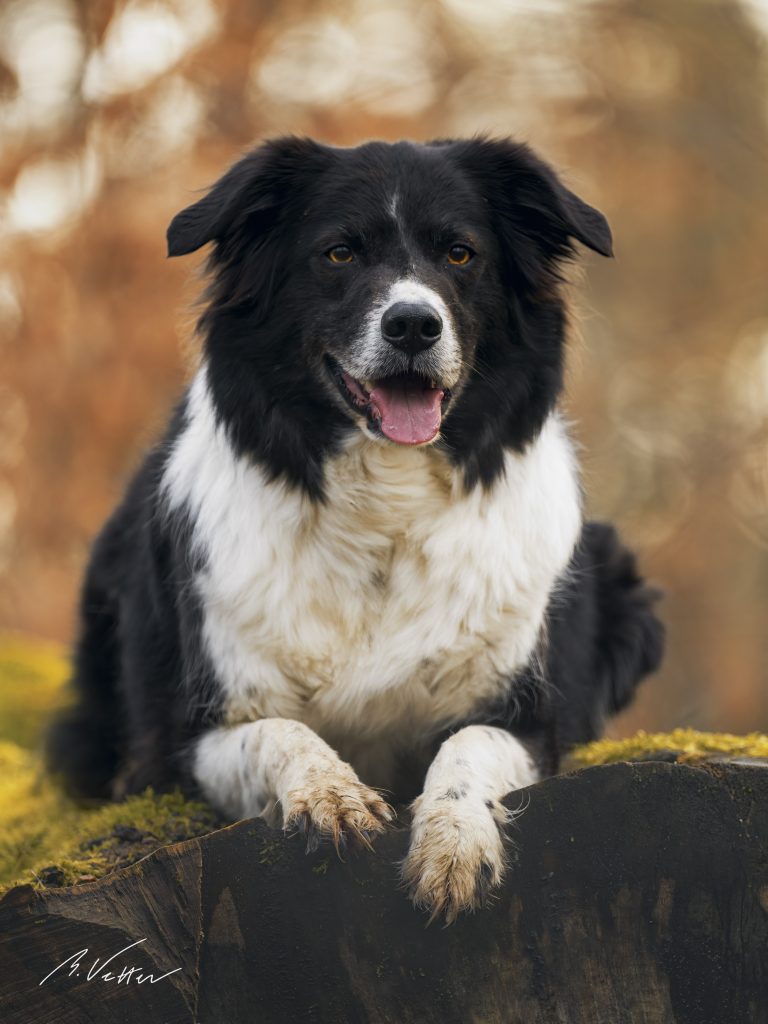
[{"x1": 39, "y1": 938, "x2": 181, "y2": 986}]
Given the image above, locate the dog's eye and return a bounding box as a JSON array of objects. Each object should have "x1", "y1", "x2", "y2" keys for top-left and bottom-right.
[
  {"x1": 447, "y1": 245, "x2": 474, "y2": 266},
  {"x1": 327, "y1": 245, "x2": 355, "y2": 264}
]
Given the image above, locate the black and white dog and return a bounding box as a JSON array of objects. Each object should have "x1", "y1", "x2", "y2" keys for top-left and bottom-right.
[{"x1": 48, "y1": 136, "x2": 663, "y2": 921}]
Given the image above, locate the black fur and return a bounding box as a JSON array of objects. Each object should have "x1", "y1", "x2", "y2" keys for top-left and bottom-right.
[
  {"x1": 47, "y1": 136, "x2": 662, "y2": 805},
  {"x1": 468, "y1": 521, "x2": 664, "y2": 778}
]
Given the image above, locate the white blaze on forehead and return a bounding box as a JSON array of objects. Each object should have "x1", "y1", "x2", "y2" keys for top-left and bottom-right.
[{"x1": 383, "y1": 278, "x2": 450, "y2": 320}]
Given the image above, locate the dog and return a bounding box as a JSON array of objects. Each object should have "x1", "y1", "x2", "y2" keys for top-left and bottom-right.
[{"x1": 47, "y1": 136, "x2": 664, "y2": 922}]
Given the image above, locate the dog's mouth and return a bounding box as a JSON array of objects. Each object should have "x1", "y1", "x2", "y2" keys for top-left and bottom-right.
[{"x1": 326, "y1": 356, "x2": 451, "y2": 446}]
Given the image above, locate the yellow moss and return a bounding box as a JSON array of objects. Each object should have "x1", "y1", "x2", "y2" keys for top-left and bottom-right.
[
  {"x1": 571, "y1": 728, "x2": 768, "y2": 767},
  {"x1": 0, "y1": 635, "x2": 220, "y2": 893},
  {"x1": 0, "y1": 746, "x2": 217, "y2": 892},
  {"x1": 0, "y1": 632, "x2": 70, "y2": 748}
]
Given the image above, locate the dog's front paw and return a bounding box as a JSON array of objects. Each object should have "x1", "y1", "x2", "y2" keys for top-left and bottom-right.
[
  {"x1": 402, "y1": 796, "x2": 510, "y2": 924},
  {"x1": 283, "y1": 763, "x2": 393, "y2": 853}
]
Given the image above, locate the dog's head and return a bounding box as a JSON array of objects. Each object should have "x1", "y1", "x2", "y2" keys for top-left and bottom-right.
[{"x1": 168, "y1": 137, "x2": 611, "y2": 493}]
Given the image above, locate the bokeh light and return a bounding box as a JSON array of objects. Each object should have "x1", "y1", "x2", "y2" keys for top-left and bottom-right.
[{"x1": 0, "y1": 0, "x2": 766, "y2": 735}]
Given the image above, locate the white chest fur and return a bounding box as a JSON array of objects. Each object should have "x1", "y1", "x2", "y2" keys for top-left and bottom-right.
[{"x1": 163, "y1": 370, "x2": 582, "y2": 783}]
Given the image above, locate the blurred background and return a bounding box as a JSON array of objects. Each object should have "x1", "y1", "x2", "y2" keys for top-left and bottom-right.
[{"x1": 0, "y1": 0, "x2": 766, "y2": 737}]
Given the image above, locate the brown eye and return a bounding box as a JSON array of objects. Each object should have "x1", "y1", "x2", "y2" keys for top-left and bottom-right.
[
  {"x1": 327, "y1": 245, "x2": 354, "y2": 264},
  {"x1": 447, "y1": 245, "x2": 473, "y2": 266}
]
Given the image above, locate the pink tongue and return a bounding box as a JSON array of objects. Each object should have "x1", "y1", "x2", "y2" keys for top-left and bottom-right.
[{"x1": 369, "y1": 378, "x2": 444, "y2": 445}]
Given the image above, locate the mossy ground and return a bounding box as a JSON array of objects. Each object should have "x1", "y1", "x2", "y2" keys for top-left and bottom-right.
[
  {"x1": 0, "y1": 633, "x2": 218, "y2": 893},
  {"x1": 0, "y1": 740, "x2": 217, "y2": 892},
  {"x1": 1, "y1": 631, "x2": 766, "y2": 893},
  {"x1": 570, "y1": 728, "x2": 768, "y2": 767}
]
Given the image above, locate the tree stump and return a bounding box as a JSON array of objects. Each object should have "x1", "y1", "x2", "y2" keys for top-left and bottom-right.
[{"x1": 1, "y1": 760, "x2": 766, "y2": 1023}]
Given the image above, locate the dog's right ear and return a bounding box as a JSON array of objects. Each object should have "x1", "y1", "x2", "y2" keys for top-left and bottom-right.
[{"x1": 166, "y1": 137, "x2": 330, "y2": 258}]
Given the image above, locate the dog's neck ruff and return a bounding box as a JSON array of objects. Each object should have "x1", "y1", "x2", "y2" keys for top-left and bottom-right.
[{"x1": 162, "y1": 367, "x2": 582, "y2": 787}]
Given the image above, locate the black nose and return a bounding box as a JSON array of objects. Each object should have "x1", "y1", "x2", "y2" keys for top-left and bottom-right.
[{"x1": 381, "y1": 302, "x2": 442, "y2": 354}]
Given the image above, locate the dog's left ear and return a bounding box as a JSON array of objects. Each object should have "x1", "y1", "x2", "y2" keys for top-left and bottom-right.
[
  {"x1": 449, "y1": 137, "x2": 612, "y2": 261},
  {"x1": 538, "y1": 175, "x2": 613, "y2": 258}
]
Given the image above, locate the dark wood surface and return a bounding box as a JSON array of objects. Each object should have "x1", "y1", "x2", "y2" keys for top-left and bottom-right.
[{"x1": 2, "y1": 760, "x2": 767, "y2": 1023}]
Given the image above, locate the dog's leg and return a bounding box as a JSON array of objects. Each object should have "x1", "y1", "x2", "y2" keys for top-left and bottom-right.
[
  {"x1": 193, "y1": 720, "x2": 393, "y2": 850},
  {"x1": 402, "y1": 725, "x2": 538, "y2": 922}
]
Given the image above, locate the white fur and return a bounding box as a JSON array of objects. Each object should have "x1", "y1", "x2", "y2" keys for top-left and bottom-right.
[
  {"x1": 419, "y1": 725, "x2": 538, "y2": 803},
  {"x1": 342, "y1": 277, "x2": 463, "y2": 389},
  {"x1": 402, "y1": 725, "x2": 538, "y2": 919},
  {"x1": 164, "y1": 368, "x2": 582, "y2": 794},
  {"x1": 194, "y1": 718, "x2": 392, "y2": 839}
]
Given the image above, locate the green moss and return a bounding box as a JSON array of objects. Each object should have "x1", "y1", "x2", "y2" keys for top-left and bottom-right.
[
  {"x1": 0, "y1": 633, "x2": 69, "y2": 748},
  {"x1": 571, "y1": 728, "x2": 768, "y2": 768},
  {"x1": 0, "y1": 740, "x2": 218, "y2": 892},
  {"x1": 0, "y1": 635, "x2": 219, "y2": 892},
  {"x1": 258, "y1": 838, "x2": 285, "y2": 866}
]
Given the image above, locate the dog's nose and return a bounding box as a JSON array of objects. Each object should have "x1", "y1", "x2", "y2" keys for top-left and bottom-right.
[{"x1": 381, "y1": 302, "x2": 442, "y2": 354}]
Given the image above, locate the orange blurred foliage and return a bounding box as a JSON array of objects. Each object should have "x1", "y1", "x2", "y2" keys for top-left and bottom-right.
[{"x1": 1, "y1": 0, "x2": 766, "y2": 733}]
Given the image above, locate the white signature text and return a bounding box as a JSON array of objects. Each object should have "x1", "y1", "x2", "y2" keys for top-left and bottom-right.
[{"x1": 39, "y1": 938, "x2": 182, "y2": 987}]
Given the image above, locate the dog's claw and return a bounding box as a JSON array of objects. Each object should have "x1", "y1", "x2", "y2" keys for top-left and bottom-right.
[
  {"x1": 305, "y1": 825, "x2": 321, "y2": 854},
  {"x1": 284, "y1": 777, "x2": 393, "y2": 855}
]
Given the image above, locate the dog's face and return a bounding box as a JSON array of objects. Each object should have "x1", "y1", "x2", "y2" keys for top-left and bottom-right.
[
  {"x1": 290, "y1": 145, "x2": 492, "y2": 448},
  {"x1": 168, "y1": 138, "x2": 612, "y2": 491}
]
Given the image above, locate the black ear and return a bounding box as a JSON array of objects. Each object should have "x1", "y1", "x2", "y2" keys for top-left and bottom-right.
[
  {"x1": 545, "y1": 179, "x2": 613, "y2": 258},
  {"x1": 166, "y1": 137, "x2": 330, "y2": 258},
  {"x1": 167, "y1": 153, "x2": 262, "y2": 257},
  {"x1": 449, "y1": 137, "x2": 613, "y2": 260}
]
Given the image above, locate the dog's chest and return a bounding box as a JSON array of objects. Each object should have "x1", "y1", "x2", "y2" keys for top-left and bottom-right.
[{"x1": 168, "y1": 410, "x2": 582, "y2": 755}]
